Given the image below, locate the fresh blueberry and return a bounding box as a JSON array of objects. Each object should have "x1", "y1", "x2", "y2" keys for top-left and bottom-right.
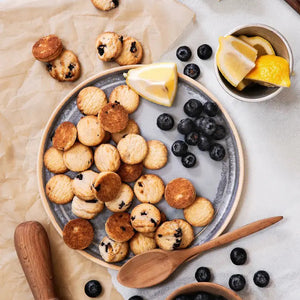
[
  {"x1": 181, "y1": 152, "x2": 196, "y2": 168},
  {"x1": 203, "y1": 102, "x2": 219, "y2": 117},
  {"x1": 194, "y1": 116, "x2": 206, "y2": 132},
  {"x1": 176, "y1": 46, "x2": 192, "y2": 62},
  {"x1": 128, "y1": 296, "x2": 143, "y2": 300},
  {"x1": 184, "y1": 63, "x2": 200, "y2": 80},
  {"x1": 85, "y1": 280, "x2": 102, "y2": 298},
  {"x1": 197, "y1": 134, "x2": 211, "y2": 151},
  {"x1": 197, "y1": 44, "x2": 213, "y2": 60},
  {"x1": 195, "y1": 267, "x2": 211, "y2": 282},
  {"x1": 193, "y1": 292, "x2": 213, "y2": 300},
  {"x1": 230, "y1": 247, "x2": 247, "y2": 265},
  {"x1": 213, "y1": 125, "x2": 226, "y2": 140},
  {"x1": 185, "y1": 131, "x2": 200, "y2": 146},
  {"x1": 229, "y1": 274, "x2": 246, "y2": 291},
  {"x1": 253, "y1": 270, "x2": 270, "y2": 288},
  {"x1": 209, "y1": 143, "x2": 226, "y2": 161},
  {"x1": 174, "y1": 294, "x2": 192, "y2": 300},
  {"x1": 177, "y1": 118, "x2": 195, "y2": 134},
  {"x1": 157, "y1": 113, "x2": 174, "y2": 131},
  {"x1": 184, "y1": 99, "x2": 203, "y2": 117},
  {"x1": 202, "y1": 117, "x2": 216, "y2": 136},
  {"x1": 172, "y1": 140, "x2": 188, "y2": 157}
]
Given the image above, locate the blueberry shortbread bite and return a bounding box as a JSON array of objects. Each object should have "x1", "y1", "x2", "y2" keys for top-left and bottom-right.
[
  {"x1": 43, "y1": 147, "x2": 68, "y2": 174},
  {"x1": 99, "y1": 236, "x2": 129, "y2": 263},
  {"x1": 173, "y1": 219, "x2": 194, "y2": 248},
  {"x1": 52, "y1": 121, "x2": 77, "y2": 151},
  {"x1": 111, "y1": 119, "x2": 140, "y2": 144},
  {"x1": 94, "y1": 143, "x2": 121, "y2": 172},
  {"x1": 143, "y1": 140, "x2": 168, "y2": 170},
  {"x1": 71, "y1": 196, "x2": 104, "y2": 219},
  {"x1": 105, "y1": 183, "x2": 133, "y2": 212},
  {"x1": 46, "y1": 174, "x2": 73, "y2": 204},
  {"x1": 117, "y1": 163, "x2": 143, "y2": 183},
  {"x1": 72, "y1": 170, "x2": 98, "y2": 200},
  {"x1": 129, "y1": 232, "x2": 156, "y2": 255},
  {"x1": 91, "y1": 0, "x2": 119, "y2": 11}
]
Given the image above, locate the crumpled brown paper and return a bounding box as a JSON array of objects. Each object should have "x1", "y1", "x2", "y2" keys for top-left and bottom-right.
[{"x1": 0, "y1": 0, "x2": 194, "y2": 299}]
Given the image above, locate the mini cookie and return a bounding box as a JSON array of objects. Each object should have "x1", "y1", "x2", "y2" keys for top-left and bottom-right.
[
  {"x1": 105, "y1": 183, "x2": 133, "y2": 212},
  {"x1": 44, "y1": 147, "x2": 68, "y2": 173},
  {"x1": 115, "y1": 36, "x2": 143, "y2": 66},
  {"x1": 130, "y1": 203, "x2": 161, "y2": 233},
  {"x1": 72, "y1": 196, "x2": 104, "y2": 219},
  {"x1": 165, "y1": 178, "x2": 196, "y2": 209},
  {"x1": 63, "y1": 218, "x2": 94, "y2": 250},
  {"x1": 72, "y1": 170, "x2": 98, "y2": 200},
  {"x1": 47, "y1": 50, "x2": 80, "y2": 82},
  {"x1": 129, "y1": 232, "x2": 156, "y2": 255},
  {"x1": 109, "y1": 85, "x2": 140, "y2": 114},
  {"x1": 105, "y1": 212, "x2": 134, "y2": 242},
  {"x1": 94, "y1": 144, "x2": 120, "y2": 172},
  {"x1": 46, "y1": 174, "x2": 73, "y2": 204},
  {"x1": 52, "y1": 121, "x2": 77, "y2": 151},
  {"x1": 99, "y1": 236, "x2": 129, "y2": 263},
  {"x1": 184, "y1": 197, "x2": 215, "y2": 227},
  {"x1": 77, "y1": 116, "x2": 105, "y2": 146},
  {"x1": 111, "y1": 119, "x2": 140, "y2": 144},
  {"x1": 92, "y1": 171, "x2": 121, "y2": 202},
  {"x1": 63, "y1": 142, "x2": 93, "y2": 172},
  {"x1": 91, "y1": 0, "x2": 119, "y2": 11},
  {"x1": 32, "y1": 34, "x2": 63, "y2": 62},
  {"x1": 155, "y1": 220, "x2": 182, "y2": 251},
  {"x1": 77, "y1": 86, "x2": 108, "y2": 115},
  {"x1": 99, "y1": 102, "x2": 128, "y2": 133},
  {"x1": 95, "y1": 32, "x2": 123, "y2": 62},
  {"x1": 173, "y1": 219, "x2": 194, "y2": 249},
  {"x1": 143, "y1": 140, "x2": 168, "y2": 170},
  {"x1": 117, "y1": 163, "x2": 143, "y2": 183},
  {"x1": 117, "y1": 134, "x2": 148, "y2": 164},
  {"x1": 134, "y1": 174, "x2": 165, "y2": 204}
]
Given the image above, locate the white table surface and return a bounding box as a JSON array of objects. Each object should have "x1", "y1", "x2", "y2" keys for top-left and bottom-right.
[{"x1": 109, "y1": 0, "x2": 300, "y2": 299}]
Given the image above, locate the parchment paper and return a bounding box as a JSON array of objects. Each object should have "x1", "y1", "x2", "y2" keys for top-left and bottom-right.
[{"x1": 0, "y1": 0, "x2": 194, "y2": 299}]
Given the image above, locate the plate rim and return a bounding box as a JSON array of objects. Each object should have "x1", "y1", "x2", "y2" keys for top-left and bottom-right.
[{"x1": 37, "y1": 65, "x2": 244, "y2": 271}]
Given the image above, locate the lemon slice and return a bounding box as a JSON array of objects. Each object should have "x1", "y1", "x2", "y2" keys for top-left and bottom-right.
[
  {"x1": 125, "y1": 63, "x2": 178, "y2": 107},
  {"x1": 238, "y1": 35, "x2": 275, "y2": 57},
  {"x1": 217, "y1": 36, "x2": 258, "y2": 87}
]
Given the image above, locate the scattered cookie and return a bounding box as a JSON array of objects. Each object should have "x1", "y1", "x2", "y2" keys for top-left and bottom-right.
[
  {"x1": 105, "y1": 183, "x2": 133, "y2": 212},
  {"x1": 63, "y1": 142, "x2": 93, "y2": 172},
  {"x1": 117, "y1": 134, "x2": 148, "y2": 164},
  {"x1": 184, "y1": 197, "x2": 215, "y2": 227},
  {"x1": 63, "y1": 218, "x2": 94, "y2": 250},
  {"x1": 130, "y1": 203, "x2": 161, "y2": 233},
  {"x1": 46, "y1": 174, "x2": 73, "y2": 204},
  {"x1": 173, "y1": 219, "x2": 194, "y2": 249},
  {"x1": 109, "y1": 85, "x2": 140, "y2": 114},
  {"x1": 115, "y1": 36, "x2": 143, "y2": 66},
  {"x1": 165, "y1": 178, "x2": 196, "y2": 209},
  {"x1": 44, "y1": 146, "x2": 68, "y2": 174},
  {"x1": 52, "y1": 121, "x2": 77, "y2": 151},
  {"x1": 91, "y1": 0, "x2": 119, "y2": 11},
  {"x1": 99, "y1": 236, "x2": 129, "y2": 263},
  {"x1": 94, "y1": 143, "x2": 120, "y2": 172},
  {"x1": 72, "y1": 196, "x2": 104, "y2": 219},
  {"x1": 129, "y1": 232, "x2": 156, "y2": 255},
  {"x1": 143, "y1": 140, "x2": 168, "y2": 170},
  {"x1": 134, "y1": 174, "x2": 165, "y2": 204},
  {"x1": 77, "y1": 86, "x2": 108, "y2": 116},
  {"x1": 111, "y1": 119, "x2": 140, "y2": 144},
  {"x1": 117, "y1": 163, "x2": 143, "y2": 183},
  {"x1": 72, "y1": 170, "x2": 98, "y2": 200}
]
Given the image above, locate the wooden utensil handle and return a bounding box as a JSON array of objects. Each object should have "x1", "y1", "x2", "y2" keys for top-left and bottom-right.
[{"x1": 14, "y1": 221, "x2": 58, "y2": 300}]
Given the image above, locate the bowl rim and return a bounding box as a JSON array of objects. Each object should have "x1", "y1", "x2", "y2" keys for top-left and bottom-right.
[{"x1": 214, "y1": 23, "x2": 294, "y2": 103}]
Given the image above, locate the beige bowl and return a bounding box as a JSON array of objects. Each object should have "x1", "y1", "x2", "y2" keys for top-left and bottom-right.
[
  {"x1": 166, "y1": 282, "x2": 242, "y2": 300},
  {"x1": 214, "y1": 24, "x2": 293, "y2": 102}
]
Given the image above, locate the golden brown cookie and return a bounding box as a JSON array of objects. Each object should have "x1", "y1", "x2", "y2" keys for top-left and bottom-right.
[
  {"x1": 96, "y1": 32, "x2": 123, "y2": 62},
  {"x1": 173, "y1": 219, "x2": 194, "y2": 248},
  {"x1": 92, "y1": 171, "x2": 121, "y2": 202},
  {"x1": 32, "y1": 34, "x2": 63, "y2": 62},
  {"x1": 91, "y1": 0, "x2": 119, "y2": 11},
  {"x1": 94, "y1": 143, "x2": 120, "y2": 172},
  {"x1": 129, "y1": 232, "x2": 156, "y2": 255},
  {"x1": 105, "y1": 183, "x2": 133, "y2": 212},
  {"x1": 71, "y1": 196, "x2": 104, "y2": 219},
  {"x1": 72, "y1": 170, "x2": 98, "y2": 200},
  {"x1": 43, "y1": 146, "x2": 68, "y2": 174},
  {"x1": 143, "y1": 140, "x2": 168, "y2": 170},
  {"x1": 165, "y1": 178, "x2": 196, "y2": 209},
  {"x1": 46, "y1": 174, "x2": 73, "y2": 204},
  {"x1": 63, "y1": 218, "x2": 94, "y2": 250},
  {"x1": 99, "y1": 236, "x2": 129, "y2": 263},
  {"x1": 117, "y1": 163, "x2": 143, "y2": 183},
  {"x1": 99, "y1": 102, "x2": 129, "y2": 133},
  {"x1": 52, "y1": 121, "x2": 77, "y2": 151},
  {"x1": 184, "y1": 197, "x2": 215, "y2": 227},
  {"x1": 111, "y1": 119, "x2": 140, "y2": 144}
]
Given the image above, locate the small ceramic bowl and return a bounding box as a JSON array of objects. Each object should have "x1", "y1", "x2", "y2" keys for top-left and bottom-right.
[
  {"x1": 214, "y1": 24, "x2": 293, "y2": 102},
  {"x1": 166, "y1": 282, "x2": 242, "y2": 300}
]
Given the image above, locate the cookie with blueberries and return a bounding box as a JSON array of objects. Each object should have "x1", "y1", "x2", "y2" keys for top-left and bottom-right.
[
  {"x1": 96, "y1": 32, "x2": 123, "y2": 62},
  {"x1": 116, "y1": 36, "x2": 143, "y2": 66}
]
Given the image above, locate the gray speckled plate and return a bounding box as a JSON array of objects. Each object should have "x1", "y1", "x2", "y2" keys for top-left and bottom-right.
[{"x1": 37, "y1": 66, "x2": 244, "y2": 270}]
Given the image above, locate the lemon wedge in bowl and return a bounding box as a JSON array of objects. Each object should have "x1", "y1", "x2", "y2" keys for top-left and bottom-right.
[
  {"x1": 238, "y1": 35, "x2": 275, "y2": 57},
  {"x1": 125, "y1": 62, "x2": 178, "y2": 107}
]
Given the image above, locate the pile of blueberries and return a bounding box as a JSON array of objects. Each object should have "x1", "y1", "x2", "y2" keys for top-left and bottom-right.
[{"x1": 157, "y1": 99, "x2": 226, "y2": 168}]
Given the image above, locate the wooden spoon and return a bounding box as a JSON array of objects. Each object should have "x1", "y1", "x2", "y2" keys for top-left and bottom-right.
[{"x1": 118, "y1": 216, "x2": 283, "y2": 288}]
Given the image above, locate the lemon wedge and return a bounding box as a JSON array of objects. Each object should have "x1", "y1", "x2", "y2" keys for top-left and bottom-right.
[
  {"x1": 245, "y1": 55, "x2": 290, "y2": 87},
  {"x1": 238, "y1": 35, "x2": 275, "y2": 57},
  {"x1": 125, "y1": 63, "x2": 178, "y2": 107},
  {"x1": 217, "y1": 35, "x2": 258, "y2": 87}
]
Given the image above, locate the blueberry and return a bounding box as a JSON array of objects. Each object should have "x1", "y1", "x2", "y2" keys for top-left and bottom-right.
[
  {"x1": 185, "y1": 131, "x2": 200, "y2": 145},
  {"x1": 209, "y1": 143, "x2": 226, "y2": 161},
  {"x1": 157, "y1": 113, "x2": 174, "y2": 131},
  {"x1": 213, "y1": 125, "x2": 226, "y2": 140},
  {"x1": 184, "y1": 99, "x2": 203, "y2": 117},
  {"x1": 193, "y1": 292, "x2": 213, "y2": 300},
  {"x1": 181, "y1": 152, "x2": 196, "y2": 168},
  {"x1": 197, "y1": 44, "x2": 213, "y2": 60},
  {"x1": 177, "y1": 118, "x2": 195, "y2": 135},
  {"x1": 230, "y1": 247, "x2": 247, "y2": 265},
  {"x1": 176, "y1": 46, "x2": 192, "y2": 62},
  {"x1": 184, "y1": 63, "x2": 200, "y2": 80},
  {"x1": 253, "y1": 270, "x2": 270, "y2": 288},
  {"x1": 203, "y1": 102, "x2": 219, "y2": 117},
  {"x1": 195, "y1": 267, "x2": 211, "y2": 282},
  {"x1": 84, "y1": 280, "x2": 102, "y2": 298},
  {"x1": 172, "y1": 140, "x2": 188, "y2": 157},
  {"x1": 128, "y1": 296, "x2": 143, "y2": 300},
  {"x1": 194, "y1": 116, "x2": 206, "y2": 132},
  {"x1": 202, "y1": 117, "x2": 216, "y2": 136},
  {"x1": 197, "y1": 134, "x2": 211, "y2": 151},
  {"x1": 229, "y1": 274, "x2": 246, "y2": 291},
  {"x1": 174, "y1": 294, "x2": 192, "y2": 300}
]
